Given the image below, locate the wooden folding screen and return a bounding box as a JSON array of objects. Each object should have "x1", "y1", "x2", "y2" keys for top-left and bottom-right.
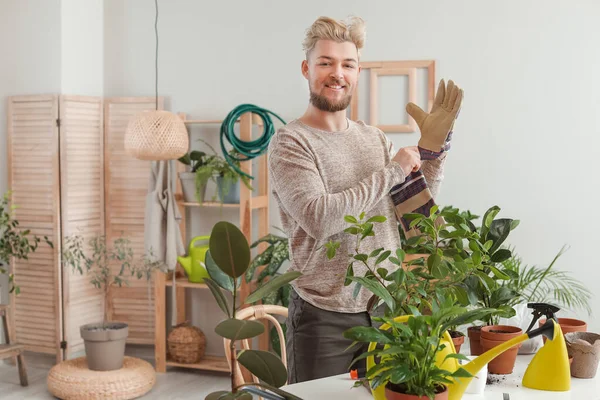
[
  {"x1": 7, "y1": 95, "x2": 161, "y2": 360},
  {"x1": 59, "y1": 95, "x2": 104, "y2": 359},
  {"x1": 7, "y1": 95, "x2": 62, "y2": 362},
  {"x1": 104, "y1": 97, "x2": 163, "y2": 344}
]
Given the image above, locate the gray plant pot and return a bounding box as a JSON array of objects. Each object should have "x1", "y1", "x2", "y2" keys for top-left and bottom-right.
[
  {"x1": 179, "y1": 172, "x2": 207, "y2": 203},
  {"x1": 216, "y1": 176, "x2": 240, "y2": 204},
  {"x1": 80, "y1": 322, "x2": 129, "y2": 371}
]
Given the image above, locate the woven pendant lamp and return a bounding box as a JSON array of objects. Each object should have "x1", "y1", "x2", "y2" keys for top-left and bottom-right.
[
  {"x1": 124, "y1": 0, "x2": 188, "y2": 161},
  {"x1": 125, "y1": 110, "x2": 188, "y2": 160}
]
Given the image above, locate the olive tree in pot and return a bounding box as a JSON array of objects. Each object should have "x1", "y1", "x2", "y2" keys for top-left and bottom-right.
[
  {"x1": 62, "y1": 234, "x2": 166, "y2": 371},
  {"x1": 202, "y1": 221, "x2": 301, "y2": 400}
]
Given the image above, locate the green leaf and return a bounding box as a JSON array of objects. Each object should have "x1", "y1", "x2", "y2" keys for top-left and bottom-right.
[
  {"x1": 427, "y1": 253, "x2": 443, "y2": 279},
  {"x1": 344, "y1": 215, "x2": 358, "y2": 224},
  {"x1": 491, "y1": 249, "x2": 512, "y2": 263},
  {"x1": 375, "y1": 250, "x2": 391, "y2": 265},
  {"x1": 352, "y1": 281, "x2": 363, "y2": 298},
  {"x1": 209, "y1": 221, "x2": 250, "y2": 279},
  {"x1": 245, "y1": 271, "x2": 301, "y2": 304},
  {"x1": 487, "y1": 219, "x2": 513, "y2": 254},
  {"x1": 361, "y1": 223, "x2": 374, "y2": 239},
  {"x1": 359, "y1": 211, "x2": 366, "y2": 220},
  {"x1": 206, "y1": 251, "x2": 235, "y2": 292},
  {"x1": 510, "y1": 220, "x2": 520, "y2": 230},
  {"x1": 444, "y1": 353, "x2": 471, "y2": 362},
  {"x1": 354, "y1": 254, "x2": 368, "y2": 262},
  {"x1": 369, "y1": 248, "x2": 384, "y2": 258},
  {"x1": 344, "y1": 263, "x2": 354, "y2": 286},
  {"x1": 376, "y1": 268, "x2": 388, "y2": 280},
  {"x1": 203, "y1": 278, "x2": 231, "y2": 317},
  {"x1": 489, "y1": 265, "x2": 510, "y2": 280},
  {"x1": 396, "y1": 248, "x2": 406, "y2": 263},
  {"x1": 480, "y1": 205, "x2": 500, "y2": 239},
  {"x1": 344, "y1": 227, "x2": 361, "y2": 235},
  {"x1": 366, "y1": 216, "x2": 387, "y2": 223},
  {"x1": 451, "y1": 367, "x2": 474, "y2": 378},
  {"x1": 237, "y1": 349, "x2": 288, "y2": 388},
  {"x1": 215, "y1": 319, "x2": 264, "y2": 341},
  {"x1": 343, "y1": 326, "x2": 396, "y2": 344},
  {"x1": 349, "y1": 276, "x2": 394, "y2": 310}
]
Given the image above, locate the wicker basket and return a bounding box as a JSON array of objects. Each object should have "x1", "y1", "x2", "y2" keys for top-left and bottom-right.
[{"x1": 167, "y1": 322, "x2": 206, "y2": 364}]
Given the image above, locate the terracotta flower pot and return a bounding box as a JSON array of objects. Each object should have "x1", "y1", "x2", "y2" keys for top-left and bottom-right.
[
  {"x1": 539, "y1": 318, "x2": 587, "y2": 343},
  {"x1": 480, "y1": 325, "x2": 523, "y2": 375},
  {"x1": 450, "y1": 332, "x2": 465, "y2": 354},
  {"x1": 384, "y1": 383, "x2": 448, "y2": 400},
  {"x1": 565, "y1": 332, "x2": 600, "y2": 379},
  {"x1": 468, "y1": 326, "x2": 483, "y2": 356}
]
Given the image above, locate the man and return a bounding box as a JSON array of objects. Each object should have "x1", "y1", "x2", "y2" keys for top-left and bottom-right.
[{"x1": 267, "y1": 16, "x2": 462, "y2": 384}]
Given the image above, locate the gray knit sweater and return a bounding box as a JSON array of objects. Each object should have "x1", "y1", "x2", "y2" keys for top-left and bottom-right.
[{"x1": 268, "y1": 119, "x2": 446, "y2": 313}]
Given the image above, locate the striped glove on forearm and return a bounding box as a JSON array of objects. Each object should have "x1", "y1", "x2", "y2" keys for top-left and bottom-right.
[{"x1": 390, "y1": 170, "x2": 436, "y2": 237}]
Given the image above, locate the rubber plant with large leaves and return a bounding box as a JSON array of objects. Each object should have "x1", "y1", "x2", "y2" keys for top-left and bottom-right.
[{"x1": 203, "y1": 221, "x2": 301, "y2": 400}]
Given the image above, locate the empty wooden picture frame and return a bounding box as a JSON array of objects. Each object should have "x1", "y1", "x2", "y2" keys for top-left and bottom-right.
[{"x1": 350, "y1": 60, "x2": 436, "y2": 133}]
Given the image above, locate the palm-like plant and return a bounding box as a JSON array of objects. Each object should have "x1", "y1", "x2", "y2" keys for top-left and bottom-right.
[{"x1": 503, "y1": 245, "x2": 591, "y2": 315}]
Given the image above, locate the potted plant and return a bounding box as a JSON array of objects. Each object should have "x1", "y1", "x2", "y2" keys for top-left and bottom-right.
[
  {"x1": 202, "y1": 221, "x2": 301, "y2": 400},
  {"x1": 178, "y1": 150, "x2": 211, "y2": 202},
  {"x1": 212, "y1": 150, "x2": 253, "y2": 204},
  {"x1": 61, "y1": 233, "x2": 166, "y2": 371},
  {"x1": 502, "y1": 245, "x2": 591, "y2": 340},
  {"x1": 0, "y1": 190, "x2": 53, "y2": 295},
  {"x1": 344, "y1": 295, "x2": 494, "y2": 399}
]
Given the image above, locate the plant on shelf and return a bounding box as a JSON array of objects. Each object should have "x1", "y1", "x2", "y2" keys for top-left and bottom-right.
[
  {"x1": 180, "y1": 139, "x2": 253, "y2": 204},
  {"x1": 0, "y1": 190, "x2": 53, "y2": 294},
  {"x1": 202, "y1": 221, "x2": 301, "y2": 400},
  {"x1": 61, "y1": 233, "x2": 167, "y2": 371},
  {"x1": 344, "y1": 294, "x2": 494, "y2": 400}
]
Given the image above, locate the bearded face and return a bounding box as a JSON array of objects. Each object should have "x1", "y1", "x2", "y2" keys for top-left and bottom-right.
[{"x1": 302, "y1": 40, "x2": 360, "y2": 113}]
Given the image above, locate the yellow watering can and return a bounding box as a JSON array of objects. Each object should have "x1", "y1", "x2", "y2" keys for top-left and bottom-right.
[
  {"x1": 177, "y1": 235, "x2": 211, "y2": 283},
  {"x1": 367, "y1": 316, "x2": 570, "y2": 400}
]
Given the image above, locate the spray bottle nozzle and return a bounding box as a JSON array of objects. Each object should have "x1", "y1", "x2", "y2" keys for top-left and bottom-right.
[{"x1": 526, "y1": 302, "x2": 561, "y2": 333}]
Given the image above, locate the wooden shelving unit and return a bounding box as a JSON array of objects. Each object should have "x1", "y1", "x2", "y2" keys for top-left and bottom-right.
[{"x1": 154, "y1": 111, "x2": 270, "y2": 373}]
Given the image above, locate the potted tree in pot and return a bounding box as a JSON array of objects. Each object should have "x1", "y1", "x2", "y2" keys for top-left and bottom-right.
[
  {"x1": 202, "y1": 221, "x2": 301, "y2": 400},
  {"x1": 62, "y1": 233, "x2": 166, "y2": 371},
  {"x1": 0, "y1": 191, "x2": 53, "y2": 295}
]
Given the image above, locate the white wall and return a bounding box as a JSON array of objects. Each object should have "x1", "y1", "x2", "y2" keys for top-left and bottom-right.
[
  {"x1": 61, "y1": 0, "x2": 104, "y2": 95},
  {"x1": 2, "y1": 0, "x2": 598, "y2": 352},
  {"x1": 102, "y1": 0, "x2": 600, "y2": 352},
  {"x1": 0, "y1": 0, "x2": 62, "y2": 306}
]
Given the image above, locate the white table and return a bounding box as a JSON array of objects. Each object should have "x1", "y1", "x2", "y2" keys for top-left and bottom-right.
[{"x1": 282, "y1": 355, "x2": 600, "y2": 399}]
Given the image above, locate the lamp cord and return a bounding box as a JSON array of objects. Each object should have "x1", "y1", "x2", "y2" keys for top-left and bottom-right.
[{"x1": 154, "y1": 0, "x2": 159, "y2": 110}]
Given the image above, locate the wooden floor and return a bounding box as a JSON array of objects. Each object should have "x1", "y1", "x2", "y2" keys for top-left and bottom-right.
[{"x1": 0, "y1": 346, "x2": 232, "y2": 399}]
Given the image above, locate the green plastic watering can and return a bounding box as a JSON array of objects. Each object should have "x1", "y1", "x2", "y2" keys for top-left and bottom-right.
[{"x1": 177, "y1": 235, "x2": 211, "y2": 283}]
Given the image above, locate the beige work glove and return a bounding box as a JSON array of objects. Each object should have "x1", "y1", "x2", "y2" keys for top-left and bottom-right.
[{"x1": 406, "y1": 79, "x2": 463, "y2": 154}]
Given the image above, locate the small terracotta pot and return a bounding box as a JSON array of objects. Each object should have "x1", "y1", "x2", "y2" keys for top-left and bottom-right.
[
  {"x1": 540, "y1": 318, "x2": 587, "y2": 343},
  {"x1": 480, "y1": 325, "x2": 523, "y2": 375},
  {"x1": 384, "y1": 384, "x2": 448, "y2": 400},
  {"x1": 565, "y1": 332, "x2": 600, "y2": 379},
  {"x1": 451, "y1": 333, "x2": 465, "y2": 354},
  {"x1": 468, "y1": 326, "x2": 483, "y2": 356}
]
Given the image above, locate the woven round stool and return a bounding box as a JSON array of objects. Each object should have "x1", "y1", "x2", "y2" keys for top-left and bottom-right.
[{"x1": 47, "y1": 356, "x2": 155, "y2": 399}]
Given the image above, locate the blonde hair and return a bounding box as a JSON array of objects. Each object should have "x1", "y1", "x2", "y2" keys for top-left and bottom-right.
[{"x1": 302, "y1": 16, "x2": 366, "y2": 59}]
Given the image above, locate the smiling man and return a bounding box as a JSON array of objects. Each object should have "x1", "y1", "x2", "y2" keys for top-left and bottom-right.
[{"x1": 267, "y1": 15, "x2": 460, "y2": 384}]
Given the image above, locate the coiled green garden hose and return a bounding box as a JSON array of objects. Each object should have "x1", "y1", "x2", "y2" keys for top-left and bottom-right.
[{"x1": 220, "y1": 104, "x2": 286, "y2": 180}]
